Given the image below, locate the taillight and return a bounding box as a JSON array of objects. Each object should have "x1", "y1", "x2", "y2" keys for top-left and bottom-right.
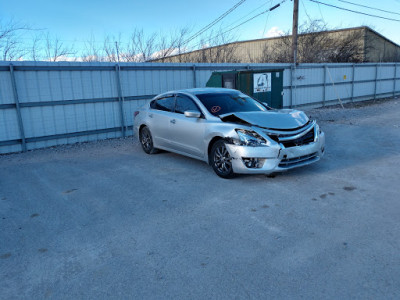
[{"x1": 134, "y1": 111, "x2": 140, "y2": 117}]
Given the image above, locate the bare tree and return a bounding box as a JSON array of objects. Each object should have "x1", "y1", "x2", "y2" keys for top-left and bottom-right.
[
  {"x1": 267, "y1": 20, "x2": 367, "y2": 63},
  {"x1": 102, "y1": 34, "x2": 120, "y2": 62},
  {"x1": 109, "y1": 29, "x2": 157, "y2": 62},
  {"x1": 172, "y1": 27, "x2": 191, "y2": 62},
  {"x1": 176, "y1": 28, "x2": 240, "y2": 63},
  {"x1": 154, "y1": 33, "x2": 178, "y2": 62},
  {"x1": 81, "y1": 33, "x2": 102, "y2": 62},
  {"x1": 326, "y1": 29, "x2": 364, "y2": 63},
  {"x1": 0, "y1": 19, "x2": 31, "y2": 60},
  {"x1": 133, "y1": 29, "x2": 157, "y2": 62},
  {"x1": 77, "y1": 27, "x2": 192, "y2": 63},
  {"x1": 44, "y1": 33, "x2": 76, "y2": 61},
  {"x1": 29, "y1": 33, "x2": 43, "y2": 61}
]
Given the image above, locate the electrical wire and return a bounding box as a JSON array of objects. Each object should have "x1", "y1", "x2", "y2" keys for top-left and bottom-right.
[
  {"x1": 189, "y1": 0, "x2": 287, "y2": 50},
  {"x1": 227, "y1": 0, "x2": 274, "y2": 29},
  {"x1": 337, "y1": 0, "x2": 400, "y2": 16},
  {"x1": 182, "y1": 0, "x2": 247, "y2": 45},
  {"x1": 301, "y1": 0, "x2": 313, "y2": 23},
  {"x1": 317, "y1": 2, "x2": 325, "y2": 20},
  {"x1": 260, "y1": 0, "x2": 276, "y2": 37},
  {"x1": 261, "y1": 9, "x2": 272, "y2": 37},
  {"x1": 309, "y1": 0, "x2": 400, "y2": 22}
]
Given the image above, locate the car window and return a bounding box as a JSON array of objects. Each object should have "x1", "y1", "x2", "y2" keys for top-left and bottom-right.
[
  {"x1": 152, "y1": 96, "x2": 175, "y2": 112},
  {"x1": 195, "y1": 91, "x2": 267, "y2": 116},
  {"x1": 175, "y1": 95, "x2": 200, "y2": 114}
]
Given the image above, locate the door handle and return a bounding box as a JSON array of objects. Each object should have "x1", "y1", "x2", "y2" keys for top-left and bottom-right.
[
  {"x1": 149, "y1": 113, "x2": 153, "y2": 118},
  {"x1": 170, "y1": 119, "x2": 176, "y2": 124}
]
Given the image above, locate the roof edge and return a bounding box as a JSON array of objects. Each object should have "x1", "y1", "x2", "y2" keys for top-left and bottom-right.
[{"x1": 150, "y1": 26, "x2": 400, "y2": 62}]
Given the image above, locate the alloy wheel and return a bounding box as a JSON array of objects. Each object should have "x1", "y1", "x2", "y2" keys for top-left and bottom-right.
[{"x1": 212, "y1": 142, "x2": 233, "y2": 176}]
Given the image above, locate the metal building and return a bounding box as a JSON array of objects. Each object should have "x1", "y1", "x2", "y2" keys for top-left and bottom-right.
[{"x1": 153, "y1": 26, "x2": 400, "y2": 64}]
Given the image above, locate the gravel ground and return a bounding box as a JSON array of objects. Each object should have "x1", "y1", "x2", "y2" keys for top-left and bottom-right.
[{"x1": 1, "y1": 97, "x2": 399, "y2": 299}]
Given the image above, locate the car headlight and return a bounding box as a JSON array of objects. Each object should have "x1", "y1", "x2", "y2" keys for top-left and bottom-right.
[{"x1": 234, "y1": 129, "x2": 267, "y2": 147}]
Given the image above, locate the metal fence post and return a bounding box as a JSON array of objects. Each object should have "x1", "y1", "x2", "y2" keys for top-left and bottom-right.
[
  {"x1": 351, "y1": 64, "x2": 355, "y2": 102},
  {"x1": 9, "y1": 64, "x2": 27, "y2": 152},
  {"x1": 394, "y1": 64, "x2": 398, "y2": 98},
  {"x1": 290, "y1": 64, "x2": 294, "y2": 108},
  {"x1": 115, "y1": 64, "x2": 126, "y2": 137},
  {"x1": 323, "y1": 65, "x2": 327, "y2": 107},
  {"x1": 192, "y1": 64, "x2": 197, "y2": 88},
  {"x1": 374, "y1": 63, "x2": 378, "y2": 100}
]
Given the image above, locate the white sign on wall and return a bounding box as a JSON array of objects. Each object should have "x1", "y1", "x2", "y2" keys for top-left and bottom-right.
[{"x1": 253, "y1": 73, "x2": 271, "y2": 93}]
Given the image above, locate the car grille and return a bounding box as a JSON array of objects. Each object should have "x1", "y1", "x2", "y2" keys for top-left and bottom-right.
[
  {"x1": 264, "y1": 121, "x2": 317, "y2": 148},
  {"x1": 278, "y1": 152, "x2": 318, "y2": 168},
  {"x1": 280, "y1": 129, "x2": 315, "y2": 148}
]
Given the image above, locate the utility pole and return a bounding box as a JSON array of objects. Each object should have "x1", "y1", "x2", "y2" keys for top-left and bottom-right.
[{"x1": 292, "y1": 0, "x2": 299, "y2": 65}]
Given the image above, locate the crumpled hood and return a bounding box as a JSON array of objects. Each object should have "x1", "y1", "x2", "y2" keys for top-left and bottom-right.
[{"x1": 220, "y1": 109, "x2": 309, "y2": 130}]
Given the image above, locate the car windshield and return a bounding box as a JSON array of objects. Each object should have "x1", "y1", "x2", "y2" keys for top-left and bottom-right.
[{"x1": 195, "y1": 91, "x2": 267, "y2": 116}]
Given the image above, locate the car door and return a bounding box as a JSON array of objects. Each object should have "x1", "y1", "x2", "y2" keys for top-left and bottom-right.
[
  {"x1": 168, "y1": 94, "x2": 206, "y2": 158},
  {"x1": 148, "y1": 95, "x2": 175, "y2": 148}
]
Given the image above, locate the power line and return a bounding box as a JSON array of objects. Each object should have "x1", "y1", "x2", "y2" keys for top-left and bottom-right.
[
  {"x1": 301, "y1": 0, "x2": 313, "y2": 22},
  {"x1": 189, "y1": 0, "x2": 287, "y2": 50},
  {"x1": 337, "y1": 0, "x2": 400, "y2": 16},
  {"x1": 227, "y1": 0, "x2": 274, "y2": 29},
  {"x1": 317, "y1": 2, "x2": 325, "y2": 21},
  {"x1": 309, "y1": 0, "x2": 400, "y2": 22},
  {"x1": 261, "y1": 7, "x2": 272, "y2": 37},
  {"x1": 183, "y1": 0, "x2": 247, "y2": 45},
  {"x1": 260, "y1": 0, "x2": 276, "y2": 37},
  {"x1": 221, "y1": 0, "x2": 285, "y2": 36}
]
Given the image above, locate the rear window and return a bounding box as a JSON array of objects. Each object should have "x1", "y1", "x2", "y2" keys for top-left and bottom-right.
[{"x1": 196, "y1": 91, "x2": 266, "y2": 116}]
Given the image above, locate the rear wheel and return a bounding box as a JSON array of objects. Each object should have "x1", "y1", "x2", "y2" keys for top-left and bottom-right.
[
  {"x1": 139, "y1": 126, "x2": 158, "y2": 154},
  {"x1": 210, "y1": 140, "x2": 235, "y2": 178}
]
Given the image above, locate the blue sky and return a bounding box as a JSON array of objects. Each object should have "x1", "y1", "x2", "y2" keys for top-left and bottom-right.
[{"x1": 1, "y1": 0, "x2": 400, "y2": 54}]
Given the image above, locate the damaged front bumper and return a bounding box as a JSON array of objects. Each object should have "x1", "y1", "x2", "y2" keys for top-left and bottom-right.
[{"x1": 225, "y1": 132, "x2": 325, "y2": 174}]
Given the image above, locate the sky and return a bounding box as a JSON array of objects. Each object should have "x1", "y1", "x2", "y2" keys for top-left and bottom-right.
[{"x1": 1, "y1": 0, "x2": 400, "y2": 57}]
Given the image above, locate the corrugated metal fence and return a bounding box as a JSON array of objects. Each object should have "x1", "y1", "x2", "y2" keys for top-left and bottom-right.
[{"x1": 0, "y1": 61, "x2": 399, "y2": 154}]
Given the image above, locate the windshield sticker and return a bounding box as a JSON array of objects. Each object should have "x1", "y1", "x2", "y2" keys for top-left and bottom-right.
[{"x1": 211, "y1": 106, "x2": 221, "y2": 113}]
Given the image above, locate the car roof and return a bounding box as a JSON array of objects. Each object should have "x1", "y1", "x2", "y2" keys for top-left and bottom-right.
[
  {"x1": 178, "y1": 88, "x2": 239, "y2": 95},
  {"x1": 152, "y1": 88, "x2": 243, "y2": 100},
  {"x1": 155, "y1": 88, "x2": 240, "y2": 97}
]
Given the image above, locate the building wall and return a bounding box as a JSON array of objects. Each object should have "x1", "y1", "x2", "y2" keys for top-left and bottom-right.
[{"x1": 365, "y1": 29, "x2": 400, "y2": 62}]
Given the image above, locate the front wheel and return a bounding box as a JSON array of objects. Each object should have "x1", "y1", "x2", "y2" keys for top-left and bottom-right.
[
  {"x1": 210, "y1": 140, "x2": 235, "y2": 179},
  {"x1": 139, "y1": 126, "x2": 158, "y2": 154}
]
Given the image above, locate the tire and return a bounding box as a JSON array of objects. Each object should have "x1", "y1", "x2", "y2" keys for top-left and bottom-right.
[
  {"x1": 139, "y1": 126, "x2": 158, "y2": 154},
  {"x1": 210, "y1": 140, "x2": 235, "y2": 178}
]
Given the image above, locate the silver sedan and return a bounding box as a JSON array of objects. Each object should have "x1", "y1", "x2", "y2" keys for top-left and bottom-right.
[{"x1": 134, "y1": 88, "x2": 325, "y2": 178}]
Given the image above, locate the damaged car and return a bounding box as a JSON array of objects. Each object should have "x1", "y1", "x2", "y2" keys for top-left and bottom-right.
[{"x1": 134, "y1": 88, "x2": 325, "y2": 178}]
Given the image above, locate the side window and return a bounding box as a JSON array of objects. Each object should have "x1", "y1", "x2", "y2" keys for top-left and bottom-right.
[
  {"x1": 153, "y1": 96, "x2": 175, "y2": 112},
  {"x1": 175, "y1": 95, "x2": 200, "y2": 114}
]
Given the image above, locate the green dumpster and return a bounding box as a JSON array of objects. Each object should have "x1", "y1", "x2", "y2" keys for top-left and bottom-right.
[{"x1": 206, "y1": 69, "x2": 284, "y2": 109}]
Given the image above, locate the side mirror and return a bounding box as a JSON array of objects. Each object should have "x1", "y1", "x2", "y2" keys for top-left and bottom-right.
[{"x1": 184, "y1": 110, "x2": 201, "y2": 118}]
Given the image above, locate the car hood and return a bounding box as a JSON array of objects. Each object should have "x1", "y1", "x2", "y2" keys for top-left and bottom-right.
[{"x1": 219, "y1": 109, "x2": 309, "y2": 130}]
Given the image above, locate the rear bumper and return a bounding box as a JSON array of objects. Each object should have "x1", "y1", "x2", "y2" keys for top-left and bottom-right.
[{"x1": 225, "y1": 132, "x2": 325, "y2": 174}]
